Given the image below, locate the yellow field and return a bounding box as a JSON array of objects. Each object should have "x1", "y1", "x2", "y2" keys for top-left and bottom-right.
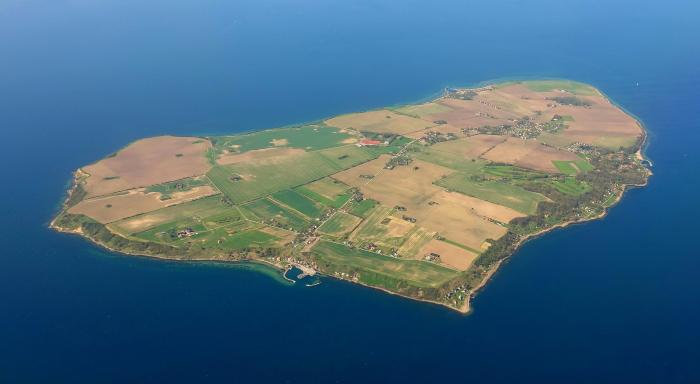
[
  {"x1": 419, "y1": 239, "x2": 478, "y2": 271},
  {"x1": 325, "y1": 109, "x2": 435, "y2": 135},
  {"x1": 337, "y1": 159, "x2": 510, "y2": 251},
  {"x1": 424, "y1": 98, "x2": 517, "y2": 129},
  {"x1": 428, "y1": 135, "x2": 506, "y2": 159},
  {"x1": 304, "y1": 178, "x2": 350, "y2": 199}
]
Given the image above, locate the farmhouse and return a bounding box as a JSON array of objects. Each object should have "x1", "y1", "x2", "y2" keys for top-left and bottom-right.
[{"x1": 357, "y1": 139, "x2": 383, "y2": 147}]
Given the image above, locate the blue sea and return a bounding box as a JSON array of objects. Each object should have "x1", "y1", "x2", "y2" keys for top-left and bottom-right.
[{"x1": 1, "y1": 0, "x2": 699, "y2": 382}]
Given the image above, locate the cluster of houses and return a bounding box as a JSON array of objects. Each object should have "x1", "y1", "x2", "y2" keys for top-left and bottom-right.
[
  {"x1": 424, "y1": 252, "x2": 441, "y2": 262},
  {"x1": 566, "y1": 142, "x2": 599, "y2": 156},
  {"x1": 384, "y1": 154, "x2": 412, "y2": 169},
  {"x1": 420, "y1": 130, "x2": 458, "y2": 145},
  {"x1": 176, "y1": 228, "x2": 197, "y2": 239},
  {"x1": 402, "y1": 215, "x2": 417, "y2": 223}
]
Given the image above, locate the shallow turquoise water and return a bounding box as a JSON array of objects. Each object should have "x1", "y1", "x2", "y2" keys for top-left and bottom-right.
[{"x1": 1, "y1": 0, "x2": 699, "y2": 382}]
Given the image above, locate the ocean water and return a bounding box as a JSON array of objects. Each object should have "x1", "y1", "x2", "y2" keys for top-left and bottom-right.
[{"x1": 1, "y1": 0, "x2": 699, "y2": 382}]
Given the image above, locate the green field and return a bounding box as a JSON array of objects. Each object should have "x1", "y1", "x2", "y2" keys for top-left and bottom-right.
[
  {"x1": 271, "y1": 189, "x2": 324, "y2": 218},
  {"x1": 348, "y1": 206, "x2": 414, "y2": 251},
  {"x1": 348, "y1": 199, "x2": 378, "y2": 218},
  {"x1": 550, "y1": 177, "x2": 591, "y2": 196},
  {"x1": 553, "y1": 160, "x2": 594, "y2": 175},
  {"x1": 133, "y1": 221, "x2": 209, "y2": 244},
  {"x1": 317, "y1": 212, "x2": 361, "y2": 237},
  {"x1": 397, "y1": 227, "x2": 435, "y2": 258},
  {"x1": 200, "y1": 208, "x2": 245, "y2": 230},
  {"x1": 207, "y1": 146, "x2": 376, "y2": 203},
  {"x1": 350, "y1": 205, "x2": 394, "y2": 242},
  {"x1": 240, "y1": 198, "x2": 309, "y2": 230},
  {"x1": 218, "y1": 229, "x2": 279, "y2": 250},
  {"x1": 212, "y1": 124, "x2": 353, "y2": 152},
  {"x1": 295, "y1": 178, "x2": 351, "y2": 208},
  {"x1": 437, "y1": 173, "x2": 548, "y2": 214},
  {"x1": 414, "y1": 146, "x2": 488, "y2": 173},
  {"x1": 311, "y1": 241, "x2": 459, "y2": 289},
  {"x1": 295, "y1": 185, "x2": 351, "y2": 209},
  {"x1": 145, "y1": 176, "x2": 211, "y2": 199},
  {"x1": 484, "y1": 164, "x2": 548, "y2": 180},
  {"x1": 521, "y1": 80, "x2": 598, "y2": 96},
  {"x1": 392, "y1": 103, "x2": 452, "y2": 118}
]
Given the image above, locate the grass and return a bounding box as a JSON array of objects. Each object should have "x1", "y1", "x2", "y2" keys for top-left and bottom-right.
[
  {"x1": 207, "y1": 146, "x2": 376, "y2": 203},
  {"x1": 440, "y1": 238, "x2": 482, "y2": 255},
  {"x1": 212, "y1": 124, "x2": 353, "y2": 152},
  {"x1": 133, "y1": 221, "x2": 208, "y2": 244},
  {"x1": 240, "y1": 198, "x2": 309, "y2": 231},
  {"x1": 271, "y1": 189, "x2": 324, "y2": 218},
  {"x1": 295, "y1": 177, "x2": 352, "y2": 208},
  {"x1": 311, "y1": 241, "x2": 460, "y2": 289},
  {"x1": 437, "y1": 173, "x2": 548, "y2": 214},
  {"x1": 484, "y1": 165, "x2": 548, "y2": 180},
  {"x1": 521, "y1": 80, "x2": 598, "y2": 96},
  {"x1": 552, "y1": 160, "x2": 578, "y2": 175},
  {"x1": 145, "y1": 177, "x2": 210, "y2": 199},
  {"x1": 110, "y1": 195, "x2": 228, "y2": 235},
  {"x1": 574, "y1": 159, "x2": 594, "y2": 172},
  {"x1": 350, "y1": 205, "x2": 393, "y2": 242},
  {"x1": 218, "y1": 229, "x2": 279, "y2": 250},
  {"x1": 392, "y1": 102, "x2": 452, "y2": 118},
  {"x1": 414, "y1": 146, "x2": 488, "y2": 173},
  {"x1": 295, "y1": 186, "x2": 351, "y2": 209},
  {"x1": 553, "y1": 160, "x2": 594, "y2": 175},
  {"x1": 200, "y1": 208, "x2": 244, "y2": 230},
  {"x1": 550, "y1": 177, "x2": 591, "y2": 196},
  {"x1": 317, "y1": 212, "x2": 361, "y2": 237},
  {"x1": 397, "y1": 227, "x2": 435, "y2": 258},
  {"x1": 349, "y1": 206, "x2": 413, "y2": 252},
  {"x1": 348, "y1": 199, "x2": 378, "y2": 218}
]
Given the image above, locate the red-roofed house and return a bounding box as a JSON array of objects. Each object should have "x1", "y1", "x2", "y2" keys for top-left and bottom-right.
[{"x1": 357, "y1": 139, "x2": 382, "y2": 147}]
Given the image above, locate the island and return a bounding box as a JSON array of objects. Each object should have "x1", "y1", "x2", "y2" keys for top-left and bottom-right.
[{"x1": 51, "y1": 80, "x2": 651, "y2": 313}]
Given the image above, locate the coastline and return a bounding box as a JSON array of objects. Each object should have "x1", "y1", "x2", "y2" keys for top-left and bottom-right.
[{"x1": 49, "y1": 80, "x2": 652, "y2": 315}]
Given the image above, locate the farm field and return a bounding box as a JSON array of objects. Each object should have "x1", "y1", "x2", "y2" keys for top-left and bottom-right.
[
  {"x1": 419, "y1": 239, "x2": 478, "y2": 271},
  {"x1": 81, "y1": 136, "x2": 212, "y2": 197},
  {"x1": 348, "y1": 198, "x2": 378, "y2": 218},
  {"x1": 437, "y1": 173, "x2": 547, "y2": 214},
  {"x1": 240, "y1": 198, "x2": 309, "y2": 231},
  {"x1": 271, "y1": 189, "x2": 324, "y2": 218},
  {"x1": 109, "y1": 195, "x2": 227, "y2": 234},
  {"x1": 325, "y1": 110, "x2": 435, "y2": 135},
  {"x1": 553, "y1": 159, "x2": 594, "y2": 175},
  {"x1": 213, "y1": 124, "x2": 354, "y2": 153},
  {"x1": 481, "y1": 137, "x2": 582, "y2": 173},
  {"x1": 54, "y1": 79, "x2": 651, "y2": 314},
  {"x1": 68, "y1": 185, "x2": 219, "y2": 224},
  {"x1": 393, "y1": 102, "x2": 453, "y2": 118},
  {"x1": 296, "y1": 178, "x2": 351, "y2": 207},
  {"x1": 550, "y1": 177, "x2": 591, "y2": 196},
  {"x1": 317, "y1": 212, "x2": 362, "y2": 237},
  {"x1": 311, "y1": 241, "x2": 460, "y2": 289},
  {"x1": 414, "y1": 147, "x2": 489, "y2": 173},
  {"x1": 520, "y1": 80, "x2": 599, "y2": 96},
  {"x1": 207, "y1": 145, "x2": 376, "y2": 203}
]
